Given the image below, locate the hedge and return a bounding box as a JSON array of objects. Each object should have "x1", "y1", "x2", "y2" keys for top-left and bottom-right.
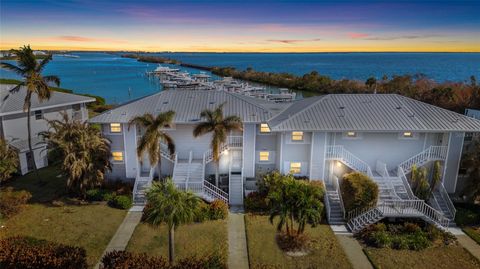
[
  {"x1": 0, "y1": 187, "x2": 32, "y2": 218},
  {"x1": 0, "y1": 236, "x2": 87, "y2": 269},
  {"x1": 340, "y1": 172, "x2": 379, "y2": 212},
  {"x1": 101, "y1": 250, "x2": 225, "y2": 269}
]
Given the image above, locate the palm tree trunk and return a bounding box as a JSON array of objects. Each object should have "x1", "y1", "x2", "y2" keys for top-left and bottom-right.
[
  {"x1": 215, "y1": 163, "x2": 219, "y2": 186},
  {"x1": 26, "y1": 105, "x2": 40, "y2": 182},
  {"x1": 168, "y1": 224, "x2": 175, "y2": 263}
]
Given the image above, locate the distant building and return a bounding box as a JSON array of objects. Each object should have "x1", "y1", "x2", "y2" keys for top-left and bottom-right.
[
  {"x1": 91, "y1": 90, "x2": 480, "y2": 231},
  {"x1": 33, "y1": 50, "x2": 47, "y2": 56},
  {"x1": 0, "y1": 84, "x2": 95, "y2": 175}
]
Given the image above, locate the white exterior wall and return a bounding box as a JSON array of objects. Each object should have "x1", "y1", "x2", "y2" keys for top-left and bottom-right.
[
  {"x1": 333, "y1": 132, "x2": 444, "y2": 171},
  {"x1": 310, "y1": 132, "x2": 327, "y2": 180},
  {"x1": 443, "y1": 132, "x2": 465, "y2": 193},
  {"x1": 103, "y1": 123, "x2": 127, "y2": 180},
  {"x1": 165, "y1": 124, "x2": 213, "y2": 160},
  {"x1": 280, "y1": 131, "x2": 312, "y2": 176},
  {"x1": 123, "y1": 124, "x2": 138, "y2": 179},
  {"x1": 242, "y1": 124, "x2": 256, "y2": 178},
  {"x1": 2, "y1": 104, "x2": 87, "y2": 141}
]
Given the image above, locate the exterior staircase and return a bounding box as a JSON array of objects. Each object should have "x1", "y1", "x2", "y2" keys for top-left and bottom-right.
[
  {"x1": 229, "y1": 172, "x2": 243, "y2": 205},
  {"x1": 431, "y1": 183, "x2": 456, "y2": 222},
  {"x1": 399, "y1": 146, "x2": 447, "y2": 173},
  {"x1": 132, "y1": 168, "x2": 154, "y2": 205}
]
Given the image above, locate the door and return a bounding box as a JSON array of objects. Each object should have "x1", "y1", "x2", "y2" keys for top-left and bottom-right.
[{"x1": 26, "y1": 152, "x2": 34, "y2": 171}]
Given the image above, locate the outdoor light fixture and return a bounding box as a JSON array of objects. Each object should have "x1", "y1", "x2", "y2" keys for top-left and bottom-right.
[{"x1": 336, "y1": 161, "x2": 342, "y2": 167}]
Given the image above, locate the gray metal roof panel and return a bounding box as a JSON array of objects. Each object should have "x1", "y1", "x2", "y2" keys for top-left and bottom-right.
[
  {"x1": 0, "y1": 84, "x2": 95, "y2": 115},
  {"x1": 89, "y1": 90, "x2": 276, "y2": 124},
  {"x1": 268, "y1": 94, "x2": 480, "y2": 132}
]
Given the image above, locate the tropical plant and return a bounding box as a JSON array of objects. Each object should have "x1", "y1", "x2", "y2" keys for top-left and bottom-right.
[
  {"x1": 267, "y1": 174, "x2": 324, "y2": 237},
  {"x1": 143, "y1": 179, "x2": 200, "y2": 263},
  {"x1": 128, "y1": 111, "x2": 175, "y2": 177},
  {"x1": 365, "y1": 77, "x2": 377, "y2": 93},
  {"x1": 0, "y1": 45, "x2": 60, "y2": 180},
  {"x1": 341, "y1": 172, "x2": 379, "y2": 212},
  {"x1": 410, "y1": 164, "x2": 431, "y2": 200},
  {"x1": 0, "y1": 138, "x2": 19, "y2": 182},
  {"x1": 430, "y1": 161, "x2": 442, "y2": 193},
  {"x1": 40, "y1": 113, "x2": 111, "y2": 198},
  {"x1": 193, "y1": 103, "x2": 242, "y2": 185},
  {"x1": 461, "y1": 140, "x2": 480, "y2": 202}
]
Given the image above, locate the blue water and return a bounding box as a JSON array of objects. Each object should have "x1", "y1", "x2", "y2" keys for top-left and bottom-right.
[{"x1": 1, "y1": 52, "x2": 479, "y2": 103}]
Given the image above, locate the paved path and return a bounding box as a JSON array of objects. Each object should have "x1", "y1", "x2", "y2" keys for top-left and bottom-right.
[
  {"x1": 95, "y1": 207, "x2": 143, "y2": 268},
  {"x1": 336, "y1": 235, "x2": 373, "y2": 269},
  {"x1": 456, "y1": 233, "x2": 480, "y2": 261},
  {"x1": 228, "y1": 209, "x2": 249, "y2": 269}
]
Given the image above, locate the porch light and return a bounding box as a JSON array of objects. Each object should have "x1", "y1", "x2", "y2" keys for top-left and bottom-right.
[
  {"x1": 336, "y1": 161, "x2": 342, "y2": 167},
  {"x1": 347, "y1": 131, "x2": 356, "y2": 137},
  {"x1": 223, "y1": 150, "x2": 229, "y2": 155},
  {"x1": 403, "y1": 132, "x2": 413, "y2": 137}
]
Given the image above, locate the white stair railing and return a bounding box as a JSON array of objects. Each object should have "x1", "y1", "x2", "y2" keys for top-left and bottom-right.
[
  {"x1": 397, "y1": 166, "x2": 416, "y2": 199},
  {"x1": 324, "y1": 189, "x2": 331, "y2": 221},
  {"x1": 333, "y1": 176, "x2": 346, "y2": 219},
  {"x1": 160, "y1": 142, "x2": 176, "y2": 162},
  {"x1": 436, "y1": 183, "x2": 456, "y2": 219},
  {"x1": 326, "y1": 146, "x2": 369, "y2": 174},
  {"x1": 399, "y1": 146, "x2": 447, "y2": 173},
  {"x1": 204, "y1": 180, "x2": 229, "y2": 204},
  {"x1": 204, "y1": 136, "x2": 243, "y2": 164},
  {"x1": 347, "y1": 199, "x2": 450, "y2": 233}
]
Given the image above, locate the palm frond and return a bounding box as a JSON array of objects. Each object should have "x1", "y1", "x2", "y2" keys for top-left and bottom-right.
[
  {"x1": 43, "y1": 75, "x2": 60, "y2": 86},
  {"x1": 36, "y1": 54, "x2": 53, "y2": 73}
]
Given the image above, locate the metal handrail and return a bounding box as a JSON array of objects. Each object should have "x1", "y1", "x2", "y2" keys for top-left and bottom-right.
[
  {"x1": 333, "y1": 176, "x2": 346, "y2": 219},
  {"x1": 326, "y1": 145, "x2": 369, "y2": 174},
  {"x1": 437, "y1": 183, "x2": 456, "y2": 219},
  {"x1": 397, "y1": 166, "x2": 416, "y2": 199},
  {"x1": 324, "y1": 189, "x2": 331, "y2": 221},
  {"x1": 204, "y1": 180, "x2": 229, "y2": 203},
  {"x1": 399, "y1": 146, "x2": 447, "y2": 173}
]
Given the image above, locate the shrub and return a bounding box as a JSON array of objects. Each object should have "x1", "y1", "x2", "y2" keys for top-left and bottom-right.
[
  {"x1": 0, "y1": 188, "x2": 32, "y2": 218},
  {"x1": 101, "y1": 250, "x2": 168, "y2": 269},
  {"x1": 275, "y1": 231, "x2": 309, "y2": 252},
  {"x1": 340, "y1": 172, "x2": 379, "y2": 212},
  {"x1": 104, "y1": 180, "x2": 133, "y2": 196},
  {"x1": 370, "y1": 231, "x2": 392, "y2": 248},
  {"x1": 406, "y1": 232, "x2": 431, "y2": 250},
  {"x1": 0, "y1": 236, "x2": 87, "y2": 269},
  {"x1": 108, "y1": 195, "x2": 132, "y2": 209},
  {"x1": 86, "y1": 188, "x2": 107, "y2": 201},
  {"x1": 244, "y1": 191, "x2": 269, "y2": 212},
  {"x1": 0, "y1": 138, "x2": 18, "y2": 182},
  {"x1": 209, "y1": 200, "x2": 229, "y2": 220},
  {"x1": 100, "y1": 251, "x2": 225, "y2": 269},
  {"x1": 194, "y1": 201, "x2": 210, "y2": 222}
]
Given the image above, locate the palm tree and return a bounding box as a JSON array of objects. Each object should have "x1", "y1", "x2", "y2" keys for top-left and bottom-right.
[
  {"x1": 128, "y1": 111, "x2": 175, "y2": 177},
  {"x1": 40, "y1": 113, "x2": 111, "y2": 198},
  {"x1": 0, "y1": 138, "x2": 19, "y2": 182},
  {"x1": 0, "y1": 45, "x2": 60, "y2": 180},
  {"x1": 144, "y1": 179, "x2": 200, "y2": 263},
  {"x1": 193, "y1": 103, "x2": 242, "y2": 186}
]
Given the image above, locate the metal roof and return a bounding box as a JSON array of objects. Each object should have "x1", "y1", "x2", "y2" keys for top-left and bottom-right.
[
  {"x1": 268, "y1": 94, "x2": 480, "y2": 132},
  {"x1": 0, "y1": 84, "x2": 95, "y2": 116},
  {"x1": 89, "y1": 90, "x2": 280, "y2": 124}
]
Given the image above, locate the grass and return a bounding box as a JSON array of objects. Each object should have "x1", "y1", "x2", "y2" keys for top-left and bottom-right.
[
  {"x1": 463, "y1": 227, "x2": 480, "y2": 245},
  {"x1": 126, "y1": 219, "x2": 228, "y2": 262},
  {"x1": 0, "y1": 166, "x2": 128, "y2": 268},
  {"x1": 364, "y1": 245, "x2": 480, "y2": 269},
  {"x1": 245, "y1": 214, "x2": 352, "y2": 269},
  {"x1": 455, "y1": 203, "x2": 480, "y2": 245}
]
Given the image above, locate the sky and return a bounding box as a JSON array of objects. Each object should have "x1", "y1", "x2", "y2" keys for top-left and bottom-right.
[{"x1": 1, "y1": 0, "x2": 479, "y2": 52}]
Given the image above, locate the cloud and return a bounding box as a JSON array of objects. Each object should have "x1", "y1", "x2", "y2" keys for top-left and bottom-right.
[
  {"x1": 266, "y1": 38, "x2": 322, "y2": 44},
  {"x1": 348, "y1": 32, "x2": 369, "y2": 39},
  {"x1": 48, "y1": 36, "x2": 127, "y2": 43}
]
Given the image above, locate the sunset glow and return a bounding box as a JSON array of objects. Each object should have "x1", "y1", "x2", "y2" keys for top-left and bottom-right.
[{"x1": 1, "y1": 0, "x2": 479, "y2": 52}]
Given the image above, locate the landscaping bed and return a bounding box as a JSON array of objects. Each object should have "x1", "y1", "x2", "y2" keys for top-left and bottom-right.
[
  {"x1": 0, "y1": 167, "x2": 128, "y2": 267},
  {"x1": 455, "y1": 203, "x2": 480, "y2": 245},
  {"x1": 245, "y1": 214, "x2": 352, "y2": 269},
  {"x1": 358, "y1": 221, "x2": 480, "y2": 269},
  {"x1": 125, "y1": 219, "x2": 228, "y2": 263}
]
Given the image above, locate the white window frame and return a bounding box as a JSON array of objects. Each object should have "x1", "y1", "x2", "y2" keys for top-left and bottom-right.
[
  {"x1": 111, "y1": 151, "x2": 124, "y2": 162},
  {"x1": 34, "y1": 110, "x2": 43, "y2": 120},
  {"x1": 289, "y1": 162, "x2": 302, "y2": 174},
  {"x1": 343, "y1": 131, "x2": 362, "y2": 140},
  {"x1": 259, "y1": 123, "x2": 271, "y2": 134},
  {"x1": 398, "y1": 132, "x2": 419, "y2": 140},
  {"x1": 259, "y1": 151, "x2": 270, "y2": 162},
  {"x1": 291, "y1": 131, "x2": 304, "y2": 142},
  {"x1": 110, "y1": 123, "x2": 122, "y2": 134}
]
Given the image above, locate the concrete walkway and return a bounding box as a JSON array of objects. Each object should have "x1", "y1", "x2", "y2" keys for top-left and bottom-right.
[
  {"x1": 336, "y1": 235, "x2": 373, "y2": 269},
  {"x1": 228, "y1": 208, "x2": 249, "y2": 269},
  {"x1": 95, "y1": 207, "x2": 143, "y2": 268},
  {"x1": 449, "y1": 227, "x2": 480, "y2": 261}
]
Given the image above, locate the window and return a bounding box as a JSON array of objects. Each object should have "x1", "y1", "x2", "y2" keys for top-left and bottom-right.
[
  {"x1": 292, "y1": 131, "x2": 304, "y2": 141},
  {"x1": 34, "y1": 110, "x2": 43, "y2": 120},
  {"x1": 347, "y1": 131, "x2": 356, "y2": 137},
  {"x1": 290, "y1": 162, "x2": 301, "y2": 174},
  {"x1": 259, "y1": 151, "x2": 269, "y2": 161},
  {"x1": 110, "y1": 123, "x2": 121, "y2": 133},
  {"x1": 112, "y1": 151, "x2": 123, "y2": 162},
  {"x1": 260, "y1": 123, "x2": 270, "y2": 133}
]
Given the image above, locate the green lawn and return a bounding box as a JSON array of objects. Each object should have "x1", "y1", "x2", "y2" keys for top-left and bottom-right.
[
  {"x1": 245, "y1": 214, "x2": 352, "y2": 269},
  {"x1": 463, "y1": 227, "x2": 480, "y2": 245},
  {"x1": 0, "y1": 166, "x2": 127, "y2": 268},
  {"x1": 364, "y1": 245, "x2": 480, "y2": 269},
  {"x1": 126, "y1": 219, "x2": 228, "y2": 263}
]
